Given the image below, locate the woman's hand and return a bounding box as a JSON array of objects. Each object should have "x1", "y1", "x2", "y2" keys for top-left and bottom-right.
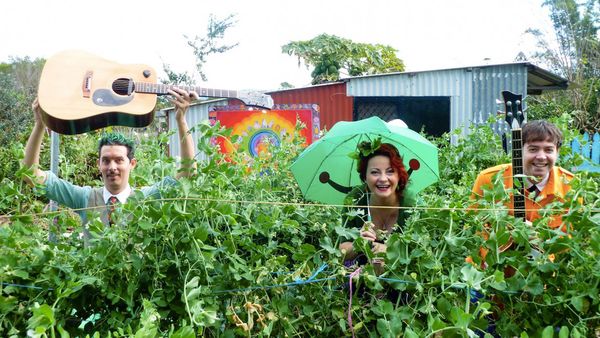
[
  {"x1": 360, "y1": 221, "x2": 378, "y2": 242},
  {"x1": 372, "y1": 242, "x2": 387, "y2": 255}
]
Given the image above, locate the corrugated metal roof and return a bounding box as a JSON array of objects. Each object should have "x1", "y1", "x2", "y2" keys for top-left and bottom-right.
[
  {"x1": 265, "y1": 80, "x2": 347, "y2": 94},
  {"x1": 346, "y1": 62, "x2": 567, "y2": 94}
]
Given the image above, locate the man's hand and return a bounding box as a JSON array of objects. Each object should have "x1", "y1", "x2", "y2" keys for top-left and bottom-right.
[
  {"x1": 32, "y1": 97, "x2": 45, "y2": 127},
  {"x1": 168, "y1": 88, "x2": 199, "y2": 121}
]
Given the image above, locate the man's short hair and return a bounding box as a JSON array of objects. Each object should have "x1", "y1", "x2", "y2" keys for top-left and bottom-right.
[
  {"x1": 98, "y1": 132, "x2": 136, "y2": 160},
  {"x1": 522, "y1": 120, "x2": 563, "y2": 149}
]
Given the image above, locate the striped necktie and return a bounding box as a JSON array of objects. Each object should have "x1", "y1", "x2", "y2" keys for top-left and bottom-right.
[{"x1": 107, "y1": 196, "x2": 119, "y2": 225}]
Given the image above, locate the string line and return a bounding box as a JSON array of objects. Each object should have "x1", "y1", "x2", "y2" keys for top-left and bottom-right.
[{"x1": 3, "y1": 195, "x2": 597, "y2": 220}]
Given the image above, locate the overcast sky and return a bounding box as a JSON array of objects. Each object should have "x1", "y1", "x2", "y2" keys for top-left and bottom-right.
[{"x1": 2, "y1": 0, "x2": 553, "y2": 90}]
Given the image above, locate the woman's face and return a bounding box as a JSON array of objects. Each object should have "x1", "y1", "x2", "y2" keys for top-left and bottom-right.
[{"x1": 365, "y1": 155, "x2": 399, "y2": 200}]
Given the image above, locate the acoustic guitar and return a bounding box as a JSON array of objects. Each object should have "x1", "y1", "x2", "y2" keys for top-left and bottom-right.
[
  {"x1": 499, "y1": 90, "x2": 526, "y2": 252},
  {"x1": 38, "y1": 50, "x2": 270, "y2": 135}
]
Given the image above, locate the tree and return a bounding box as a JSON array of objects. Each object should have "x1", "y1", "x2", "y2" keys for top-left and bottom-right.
[
  {"x1": 282, "y1": 34, "x2": 405, "y2": 84},
  {"x1": 0, "y1": 57, "x2": 45, "y2": 146},
  {"x1": 160, "y1": 14, "x2": 238, "y2": 86},
  {"x1": 525, "y1": 0, "x2": 600, "y2": 130}
]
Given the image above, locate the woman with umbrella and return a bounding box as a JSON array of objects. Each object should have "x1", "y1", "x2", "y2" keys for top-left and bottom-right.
[
  {"x1": 339, "y1": 141, "x2": 410, "y2": 274},
  {"x1": 290, "y1": 116, "x2": 439, "y2": 271}
]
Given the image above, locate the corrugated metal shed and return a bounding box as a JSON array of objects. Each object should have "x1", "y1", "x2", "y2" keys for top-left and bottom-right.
[
  {"x1": 161, "y1": 98, "x2": 230, "y2": 161},
  {"x1": 348, "y1": 63, "x2": 527, "y2": 135},
  {"x1": 267, "y1": 82, "x2": 353, "y2": 130},
  {"x1": 267, "y1": 62, "x2": 567, "y2": 139}
]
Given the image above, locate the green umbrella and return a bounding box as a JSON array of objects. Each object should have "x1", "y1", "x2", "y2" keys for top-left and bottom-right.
[{"x1": 291, "y1": 116, "x2": 439, "y2": 205}]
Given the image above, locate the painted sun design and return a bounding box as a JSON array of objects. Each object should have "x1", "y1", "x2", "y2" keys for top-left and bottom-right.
[{"x1": 228, "y1": 112, "x2": 296, "y2": 157}]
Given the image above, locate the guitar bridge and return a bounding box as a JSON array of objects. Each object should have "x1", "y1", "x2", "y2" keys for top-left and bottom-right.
[{"x1": 82, "y1": 71, "x2": 93, "y2": 98}]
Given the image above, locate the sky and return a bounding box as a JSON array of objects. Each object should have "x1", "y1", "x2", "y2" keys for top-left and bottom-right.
[{"x1": 1, "y1": 0, "x2": 554, "y2": 91}]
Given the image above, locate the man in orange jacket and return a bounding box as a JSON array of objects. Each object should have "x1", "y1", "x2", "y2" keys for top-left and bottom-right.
[{"x1": 469, "y1": 120, "x2": 575, "y2": 265}]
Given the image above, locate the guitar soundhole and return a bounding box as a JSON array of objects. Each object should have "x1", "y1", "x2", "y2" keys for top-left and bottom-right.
[{"x1": 112, "y1": 78, "x2": 134, "y2": 96}]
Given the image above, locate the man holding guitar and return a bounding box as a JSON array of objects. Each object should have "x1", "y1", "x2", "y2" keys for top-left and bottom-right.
[
  {"x1": 22, "y1": 88, "x2": 198, "y2": 232},
  {"x1": 470, "y1": 120, "x2": 575, "y2": 263}
]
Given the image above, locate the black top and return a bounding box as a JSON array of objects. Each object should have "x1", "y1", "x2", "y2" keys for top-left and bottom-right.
[{"x1": 341, "y1": 185, "x2": 415, "y2": 240}]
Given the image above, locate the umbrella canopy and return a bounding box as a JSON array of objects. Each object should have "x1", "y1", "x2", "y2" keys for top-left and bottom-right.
[{"x1": 291, "y1": 116, "x2": 439, "y2": 205}]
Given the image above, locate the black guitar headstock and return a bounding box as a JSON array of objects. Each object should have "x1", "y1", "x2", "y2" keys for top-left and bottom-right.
[{"x1": 501, "y1": 91, "x2": 524, "y2": 130}]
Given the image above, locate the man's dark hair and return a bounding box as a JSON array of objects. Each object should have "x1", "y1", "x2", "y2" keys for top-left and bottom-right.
[
  {"x1": 98, "y1": 133, "x2": 136, "y2": 160},
  {"x1": 522, "y1": 120, "x2": 563, "y2": 149}
]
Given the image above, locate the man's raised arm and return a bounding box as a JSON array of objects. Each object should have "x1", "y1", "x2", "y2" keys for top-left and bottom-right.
[
  {"x1": 169, "y1": 88, "x2": 198, "y2": 179},
  {"x1": 22, "y1": 98, "x2": 48, "y2": 186}
]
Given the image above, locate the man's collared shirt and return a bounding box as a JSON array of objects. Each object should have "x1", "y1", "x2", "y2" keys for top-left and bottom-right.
[{"x1": 102, "y1": 185, "x2": 132, "y2": 204}]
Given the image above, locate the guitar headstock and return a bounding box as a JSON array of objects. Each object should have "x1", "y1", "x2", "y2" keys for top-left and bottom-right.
[{"x1": 501, "y1": 91, "x2": 524, "y2": 130}]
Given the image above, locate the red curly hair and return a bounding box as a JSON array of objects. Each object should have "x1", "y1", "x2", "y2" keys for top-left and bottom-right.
[{"x1": 357, "y1": 143, "x2": 409, "y2": 199}]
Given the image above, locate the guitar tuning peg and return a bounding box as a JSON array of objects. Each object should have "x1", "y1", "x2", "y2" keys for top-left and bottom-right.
[
  {"x1": 516, "y1": 100, "x2": 521, "y2": 105},
  {"x1": 507, "y1": 101, "x2": 512, "y2": 107},
  {"x1": 507, "y1": 112, "x2": 513, "y2": 118}
]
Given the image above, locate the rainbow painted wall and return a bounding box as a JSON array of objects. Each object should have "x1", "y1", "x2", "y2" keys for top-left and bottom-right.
[{"x1": 209, "y1": 104, "x2": 320, "y2": 157}]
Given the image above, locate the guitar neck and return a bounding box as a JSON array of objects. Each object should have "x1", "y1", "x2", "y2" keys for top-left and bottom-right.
[
  {"x1": 134, "y1": 82, "x2": 238, "y2": 99},
  {"x1": 511, "y1": 128, "x2": 526, "y2": 220}
]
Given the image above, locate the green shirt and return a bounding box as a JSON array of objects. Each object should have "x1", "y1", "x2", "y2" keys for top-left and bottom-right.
[{"x1": 44, "y1": 171, "x2": 176, "y2": 228}]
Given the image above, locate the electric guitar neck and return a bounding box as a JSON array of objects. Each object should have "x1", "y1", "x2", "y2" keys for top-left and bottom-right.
[{"x1": 502, "y1": 90, "x2": 526, "y2": 220}]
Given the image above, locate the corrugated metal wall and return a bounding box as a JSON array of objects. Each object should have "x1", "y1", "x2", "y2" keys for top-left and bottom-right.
[
  {"x1": 471, "y1": 64, "x2": 528, "y2": 134},
  {"x1": 347, "y1": 69, "x2": 473, "y2": 135},
  {"x1": 346, "y1": 64, "x2": 529, "y2": 136},
  {"x1": 163, "y1": 99, "x2": 229, "y2": 161},
  {"x1": 269, "y1": 82, "x2": 353, "y2": 130}
]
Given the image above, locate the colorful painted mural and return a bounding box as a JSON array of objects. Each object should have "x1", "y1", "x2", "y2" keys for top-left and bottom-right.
[{"x1": 209, "y1": 104, "x2": 320, "y2": 158}]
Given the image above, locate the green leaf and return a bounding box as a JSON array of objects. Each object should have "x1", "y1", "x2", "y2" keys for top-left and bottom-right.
[
  {"x1": 460, "y1": 264, "x2": 484, "y2": 289},
  {"x1": 570, "y1": 296, "x2": 589, "y2": 313},
  {"x1": 490, "y1": 270, "x2": 506, "y2": 290},
  {"x1": 558, "y1": 326, "x2": 569, "y2": 338},
  {"x1": 319, "y1": 236, "x2": 337, "y2": 254},
  {"x1": 171, "y1": 325, "x2": 195, "y2": 338},
  {"x1": 405, "y1": 327, "x2": 419, "y2": 338},
  {"x1": 524, "y1": 274, "x2": 544, "y2": 295},
  {"x1": 541, "y1": 326, "x2": 554, "y2": 338}
]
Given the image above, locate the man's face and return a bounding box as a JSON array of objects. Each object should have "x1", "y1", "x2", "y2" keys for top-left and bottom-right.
[
  {"x1": 98, "y1": 145, "x2": 137, "y2": 194},
  {"x1": 522, "y1": 139, "x2": 558, "y2": 180}
]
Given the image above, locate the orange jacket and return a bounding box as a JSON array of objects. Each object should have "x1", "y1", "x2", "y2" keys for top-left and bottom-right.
[{"x1": 471, "y1": 164, "x2": 574, "y2": 230}]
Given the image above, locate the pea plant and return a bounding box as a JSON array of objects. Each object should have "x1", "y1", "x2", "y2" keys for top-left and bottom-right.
[{"x1": 0, "y1": 120, "x2": 598, "y2": 337}]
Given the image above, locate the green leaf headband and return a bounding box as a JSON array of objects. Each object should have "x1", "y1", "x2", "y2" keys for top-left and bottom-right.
[{"x1": 348, "y1": 137, "x2": 382, "y2": 160}]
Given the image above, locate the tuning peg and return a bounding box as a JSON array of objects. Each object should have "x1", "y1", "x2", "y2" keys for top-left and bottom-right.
[{"x1": 507, "y1": 101, "x2": 512, "y2": 107}]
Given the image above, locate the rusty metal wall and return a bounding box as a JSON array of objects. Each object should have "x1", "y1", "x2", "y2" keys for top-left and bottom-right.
[{"x1": 269, "y1": 82, "x2": 353, "y2": 130}]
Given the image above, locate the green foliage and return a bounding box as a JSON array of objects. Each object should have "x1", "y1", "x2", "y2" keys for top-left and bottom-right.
[
  {"x1": 0, "y1": 57, "x2": 45, "y2": 147},
  {"x1": 282, "y1": 33, "x2": 405, "y2": 84},
  {"x1": 525, "y1": 0, "x2": 600, "y2": 130},
  {"x1": 1, "y1": 120, "x2": 599, "y2": 337}
]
